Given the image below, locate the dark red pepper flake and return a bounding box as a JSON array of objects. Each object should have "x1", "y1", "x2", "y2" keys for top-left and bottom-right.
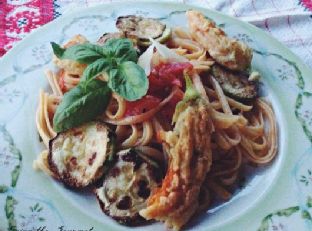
[
  {"x1": 88, "y1": 152, "x2": 97, "y2": 165},
  {"x1": 58, "y1": 69, "x2": 67, "y2": 93},
  {"x1": 73, "y1": 130, "x2": 83, "y2": 136},
  {"x1": 70, "y1": 157, "x2": 77, "y2": 166}
]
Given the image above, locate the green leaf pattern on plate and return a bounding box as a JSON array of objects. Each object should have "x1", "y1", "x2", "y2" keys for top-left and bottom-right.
[
  {"x1": 0, "y1": 125, "x2": 22, "y2": 189},
  {"x1": 5, "y1": 196, "x2": 17, "y2": 231}
]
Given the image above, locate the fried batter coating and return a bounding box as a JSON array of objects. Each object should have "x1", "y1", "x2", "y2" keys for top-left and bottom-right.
[
  {"x1": 139, "y1": 99, "x2": 213, "y2": 230},
  {"x1": 186, "y1": 10, "x2": 252, "y2": 71}
]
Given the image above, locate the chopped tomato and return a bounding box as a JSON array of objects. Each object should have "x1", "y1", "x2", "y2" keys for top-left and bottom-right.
[
  {"x1": 157, "y1": 62, "x2": 193, "y2": 79},
  {"x1": 160, "y1": 88, "x2": 184, "y2": 119},
  {"x1": 148, "y1": 62, "x2": 193, "y2": 97},
  {"x1": 58, "y1": 70, "x2": 66, "y2": 92},
  {"x1": 125, "y1": 95, "x2": 161, "y2": 116},
  {"x1": 124, "y1": 62, "x2": 192, "y2": 120}
]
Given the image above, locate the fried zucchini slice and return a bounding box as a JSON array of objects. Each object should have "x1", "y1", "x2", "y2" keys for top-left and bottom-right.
[
  {"x1": 48, "y1": 122, "x2": 114, "y2": 188},
  {"x1": 211, "y1": 64, "x2": 258, "y2": 100},
  {"x1": 97, "y1": 32, "x2": 142, "y2": 53},
  {"x1": 116, "y1": 15, "x2": 166, "y2": 40},
  {"x1": 115, "y1": 15, "x2": 171, "y2": 47},
  {"x1": 95, "y1": 148, "x2": 161, "y2": 226},
  {"x1": 97, "y1": 32, "x2": 125, "y2": 45},
  {"x1": 137, "y1": 27, "x2": 171, "y2": 47}
]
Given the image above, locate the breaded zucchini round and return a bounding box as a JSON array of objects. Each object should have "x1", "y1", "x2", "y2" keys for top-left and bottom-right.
[
  {"x1": 95, "y1": 148, "x2": 161, "y2": 225},
  {"x1": 116, "y1": 15, "x2": 166, "y2": 40},
  {"x1": 97, "y1": 32, "x2": 125, "y2": 45},
  {"x1": 48, "y1": 122, "x2": 115, "y2": 188},
  {"x1": 211, "y1": 64, "x2": 258, "y2": 100}
]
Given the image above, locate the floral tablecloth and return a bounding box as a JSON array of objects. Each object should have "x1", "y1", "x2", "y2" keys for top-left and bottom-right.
[{"x1": 1, "y1": 0, "x2": 312, "y2": 69}]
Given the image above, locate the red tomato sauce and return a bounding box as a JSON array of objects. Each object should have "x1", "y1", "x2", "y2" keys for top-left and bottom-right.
[{"x1": 125, "y1": 62, "x2": 193, "y2": 119}]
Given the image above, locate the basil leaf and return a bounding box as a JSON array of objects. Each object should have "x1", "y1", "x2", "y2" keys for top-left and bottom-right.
[
  {"x1": 51, "y1": 42, "x2": 105, "y2": 64},
  {"x1": 103, "y1": 39, "x2": 138, "y2": 64},
  {"x1": 53, "y1": 80, "x2": 111, "y2": 132},
  {"x1": 108, "y1": 61, "x2": 148, "y2": 101},
  {"x1": 51, "y1": 42, "x2": 65, "y2": 57},
  {"x1": 80, "y1": 58, "x2": 110, "y2": 83}
]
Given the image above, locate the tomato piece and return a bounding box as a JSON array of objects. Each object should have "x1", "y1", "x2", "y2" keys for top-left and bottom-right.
[
  {"x1": 148, "y1": 62, "x2": 193, "y2": 97},
  {"x1": 125, "y1": 95, "x2": 161, "y2": 116},
  {"x1": 158, "y1": 62, "x2": 193, "y2": 81},
  {"x1": 123, "y1": 62, "x2": 192, "y2": 119},
  {"x1": 160, "y1": 88, "x2": 184, "y2": 119},
  {"x1": 148, "y1": 73, "x2": 166, "y2": 90},
  {"x1": 58, "y1": 69, "x2": 67, "y2": 92}
]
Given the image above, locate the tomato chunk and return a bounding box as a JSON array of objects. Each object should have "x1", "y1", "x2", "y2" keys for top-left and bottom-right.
[
  {"x1": 148, "y1": 62, "x2": 193, "y2": 97},
  {"x1": 58, "y1": 70, "x2": 66, "y2": 92},
  {"x1": 124, "y1": 62, "x2": 193, "y2": 119},
  {"x1": 160, "y1": 88, "x2": 184, "y2": 119},
  {"x1": 125, "y1": 95, "x2": 161, "y2": 116}
]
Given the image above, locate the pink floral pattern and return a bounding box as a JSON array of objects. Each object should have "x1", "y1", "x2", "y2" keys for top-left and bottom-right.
[
  {"x1": 299, "y1": 0, "x2": 312, "y2": 11},
  {"x1": 0, "y1": 0, "x2": 53, "y2": 55}
]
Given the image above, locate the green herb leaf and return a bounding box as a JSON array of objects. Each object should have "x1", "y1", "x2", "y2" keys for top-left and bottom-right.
[
  {"x1": 51, "y1": 42, "x2": 65, "y2": 57},
  {"x1": 53, "y1": 80, "x2": 111, "y2": 132},
  {"x1": 108, "y1": 61, "x2": 148, "y2": 101},
  {"x1": 80, "y1": 58, "x2": 110, "y2": 83},
  {"x1": 103, "y1": 39, "x2": 138, "y2": 64},
  {"x1": 51, "y1": 42, "x2": 105, "y2": 64}
]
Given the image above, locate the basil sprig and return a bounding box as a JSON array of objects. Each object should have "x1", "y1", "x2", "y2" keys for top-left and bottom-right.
[
  {"x1": 51, "y1": 39, "x2": 148, "y2": 100},
  {"x1": 51, "y1": 39, "x2": 148, "y2": 132}
]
